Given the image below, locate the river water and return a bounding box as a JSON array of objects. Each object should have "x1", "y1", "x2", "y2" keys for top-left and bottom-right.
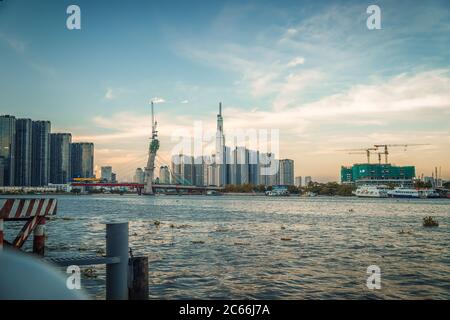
[{"x1": 4, "y1": 195, "x2": 449, "y2": 299}]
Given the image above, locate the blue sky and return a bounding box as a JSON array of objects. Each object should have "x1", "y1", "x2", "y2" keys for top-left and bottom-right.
[{"x1": 1, "y1": 0, "x2": 449, "y2": 181}]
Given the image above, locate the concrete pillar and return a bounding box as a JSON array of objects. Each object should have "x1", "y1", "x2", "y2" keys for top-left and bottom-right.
[{"x1": 106, "y1": 222, "x2": 129, "y2": 300}]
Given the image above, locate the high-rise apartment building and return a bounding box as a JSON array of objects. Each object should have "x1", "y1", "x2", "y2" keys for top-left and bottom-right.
[
  {"x1": 279, "y1": 159, "x2": 294, "y2": 186},
  {"x1": 295, "y1": 176, "x2": 302, "y2": 187},
  {"x1": 304, "y1": 176, "x2": 312, "y2": 186},
  {"x1": 100, "y1": 166, "x2": 113, "y2": 182},
  {"x1": 50, "y1": 133, "x2": 72, "y2": 184},
  {"x1": 134, "y1": 168, "x2": 145, "y2": 184},
  {"x1": 31, "y1": 121, "x2": 51, "y2": 186},
  {"x1": 0, "y1": 115, "x2": 16, "y2": 186},
  {"x1": 71, "y1": 142, "x2": 94, "y2": 179},
  {"x1": 15, "y1": 118, "x2": 32, "y2": 186},
  {"x1": 159, "y1": 166, "x2": 171, "y2": 184}
]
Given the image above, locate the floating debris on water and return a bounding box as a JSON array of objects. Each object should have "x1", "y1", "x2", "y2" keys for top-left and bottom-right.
[
  {"x1": 399, "y1": 229, "x2": 413, "y2": 235},
  {"x1": 215, "y1": 227, "x2": 229, "y2": 232},
  {"x1": 82, "y1": 268, "x2": 97, "y2": 278},
  {"x1": 95, "y1": 248, "x2": 106, "y2": 255},
  {"x1": 423, "y1": 216, "x2": 439, "y2": 227},
  {"x1": 234, "y1": 241, "x2": 250, "y2": 246},
  {"x1": 281, "y1": 237, "x2": 292, "y2": 241},
  {"x1": 169, "y1": 224, "x2": 191, "y2": 229},
  {"x1": 348, "y1": 209, "x2": 354, "y2": 213},
  {"x1": 281, "y1": 226, "x2": 286, "y2": 230},
  {"x1": 191, "y1": 240, "x2": 205, "y2": 244},
  {"x1": 153, "y1": 220, "x2": 161, "y2": 226},
  {"x1": 61, "y1": 216, "x2": 75, "y2": 221},
  {"x1": 78, "y1": 246, "x2": 89, "y2": 251}
]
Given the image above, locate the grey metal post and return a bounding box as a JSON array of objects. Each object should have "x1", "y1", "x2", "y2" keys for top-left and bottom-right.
[{"x1": 106, "y1": 222, "x2": 129, "y2": 300}]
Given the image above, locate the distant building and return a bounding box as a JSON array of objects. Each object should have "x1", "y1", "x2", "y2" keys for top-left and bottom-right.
[
  {"x1": 259, "y1": 153, "x2": 279, "y2": 186},
  {"x1": 111, "y1": 172, "x2": 117, "y2": 183},
  {"x1": 304, "y1": 176, "x2": 312, "y2": 186},
  {"x1": 71, "y1": 142, "x2": 94, "y2": 179},
  {"x1": 50, "y1": 133, "x2": 72, "y2": 184},
  {"x1": 248, "y1": 150, "x2": 260, "y2": 185},
  {"x1": 279, "y1": 159, "x2": 294, "y2": 186},
  {"x1": 0, "y1": 115, "x2": 16, "y2": 186},
  {"x1": 159, "y1": 166, "x2": 171, "y2": 184},
  {"x1": 295, "y1": 176, "x2": 302, "y2": 187},
  {"x1": 341, "y1": 164, "x2": 415, "y2": 186},
  {"x1": 134, "y1": 168, "x2": 145, "y2": 184},
  {"x1": 31, "y1": 121, "x2": 51, "y2": 186},
  {"x1": 193, "y1": 156, "x2": 204, "y2": 186},
  {"x1": 236, "y1": 147, "x2": 249, "y2": 185},
  {"x1": 15, "y1": 118, "x2": 33, "y2": 186},
  {"x1": 171, "y1": 154, "x2": 194, "y2": 185},
  {"x1": 101, "y1": 166, "x2": 113, "y2": 182}
]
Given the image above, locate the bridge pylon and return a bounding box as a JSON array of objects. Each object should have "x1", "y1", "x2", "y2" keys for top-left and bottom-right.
[{"x1": 143, "y1": 101, "x2": 159, "y2": 195}]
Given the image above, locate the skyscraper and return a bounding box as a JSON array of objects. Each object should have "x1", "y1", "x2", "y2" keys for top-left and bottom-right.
[
  {"x1": 193, "y1": 156, "x2": 204, "y2": 186},
  {"x1": 15, "y1": 118, "x2": 32, "y2": 186},
  {"x1": 259, "y1": 152, "x2": 278, "y2": 186},
  {"x1": 100, "y1": 166, "x2": 113, "y2": 182},
  {"x1": 171, "y1": 154, "x2": 194, "y2": 185},
  {"x1": 31, "y1": 121, "x2": 51, "y2": 186},
  {"x1": 0, "y1": 115, "x2": 16, "y2": 186},
  {"x1": 50, "y1": 133, "x2": 72, "y2": 184},
  {"x1": 295, "y1": 176, "x2": 302, "y2": 187},
  {"x1": 159, "y1": 166, "x2": 171, "y2": 184},
  {"x1": 71, "y1": 142, "x2": 94, "y2": 179},
  {"x1": 134, "y1": 168, "x2": 145, "y2": 184},
  {"x1": 279, "y1": 159, "x2": 295, "y2": 186},
  {"x1": 304, "y1": 176, "x2": 312, "y2": 186},
  {"x1": 215, "y1": 102, "x2": 226, "y2": 186},
  {"x1": 236, "y1": 146, "x2": 249, "y2": 185},
  {"x1": 248, "y1": 150, "x2": 260, "y2": 185}
]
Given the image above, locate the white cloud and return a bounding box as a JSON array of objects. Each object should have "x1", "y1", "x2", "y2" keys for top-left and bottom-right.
[
  {"x1": 180, "y1": 100, "x2": 189, "y2": 104},
  {"x1": 105, "y1": 88, "x2": 115, "y2": 100},
  {"x1": 151, "y1": 97, "x2": 166, "y2": 104},
  {"x1": 287, "y1": 57, "x2": 305, "y2": 67}
]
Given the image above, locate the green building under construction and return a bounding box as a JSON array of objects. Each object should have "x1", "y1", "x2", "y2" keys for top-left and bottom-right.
[{"x1": 341, "y1": 163, "x2": 415, "y2": 186}]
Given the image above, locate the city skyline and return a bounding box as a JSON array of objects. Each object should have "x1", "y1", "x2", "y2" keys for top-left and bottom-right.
[{"x1": 1, "y1": 0, "x2": 449, "y2": 182}]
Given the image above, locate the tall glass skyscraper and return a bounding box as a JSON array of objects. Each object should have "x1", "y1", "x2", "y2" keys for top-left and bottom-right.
[
  {"x1": 0, "y1": 115, "x2": 16, "y2": 186},
  {"x1": 50, "y1": 133, "x2": 72, "y2": 184},
  {"x1": 31, "y1": 121, "x2": 51, "y2": 186},
  {"x1": 279, "y1": 159, "x2": 295, "y2": 186},
  {"x1": 71, "y1": 142, "x2": 94, "y2": 179},
  {"x1": 15, "y1": 118, "x2": 33, "y2": 186}
]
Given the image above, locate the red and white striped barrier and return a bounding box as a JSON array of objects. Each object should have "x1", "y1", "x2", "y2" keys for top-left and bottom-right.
[
  {"x1": 0, "y1": 198, "x2": 57, "y2": 220},
  {"x1": 0, "y1": 198, "x2": 57, "y2": 253}
]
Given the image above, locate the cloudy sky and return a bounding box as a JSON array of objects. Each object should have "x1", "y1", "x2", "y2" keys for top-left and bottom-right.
[{"x1": 1, "y1": 0, "x2": 449, "y2": 181}]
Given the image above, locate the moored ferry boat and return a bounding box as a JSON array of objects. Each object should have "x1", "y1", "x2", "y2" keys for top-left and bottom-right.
[
  {"x1": 387, "y1": 187, "x2": 440, "y2": 198},
  {"x1": 353, "y1": 185, "x2": 388, "y2": 198}
]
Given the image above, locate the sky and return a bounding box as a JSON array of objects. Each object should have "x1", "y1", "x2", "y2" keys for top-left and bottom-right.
[{"x1": 0, "y1": 0, "x2": 449, "y2": 182}]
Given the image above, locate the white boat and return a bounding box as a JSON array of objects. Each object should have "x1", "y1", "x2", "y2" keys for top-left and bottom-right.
[
  {"x1": 353, "y1": 185, "x2": 388, "y2": 198},
  {"x1": 386, "y1": 187, "x2": 441, "y2": 199},
  {"x1": 265, "y1": 190, "x2": 290, "y2": 196},
  {"x1": 387, "y1": 187, "x2": 419, "y2": 198}
]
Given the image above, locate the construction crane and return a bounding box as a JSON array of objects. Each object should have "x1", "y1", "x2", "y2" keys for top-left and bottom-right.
[
  {"x1": 373, "y1": 144, "x2": 430, "y2": 164},
  {"x1": 340, "y1": 148, "x2": 378, "y2": 164},
  {"x1": 348, "y1": 151, "x2": 386, "y2": 165}
]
